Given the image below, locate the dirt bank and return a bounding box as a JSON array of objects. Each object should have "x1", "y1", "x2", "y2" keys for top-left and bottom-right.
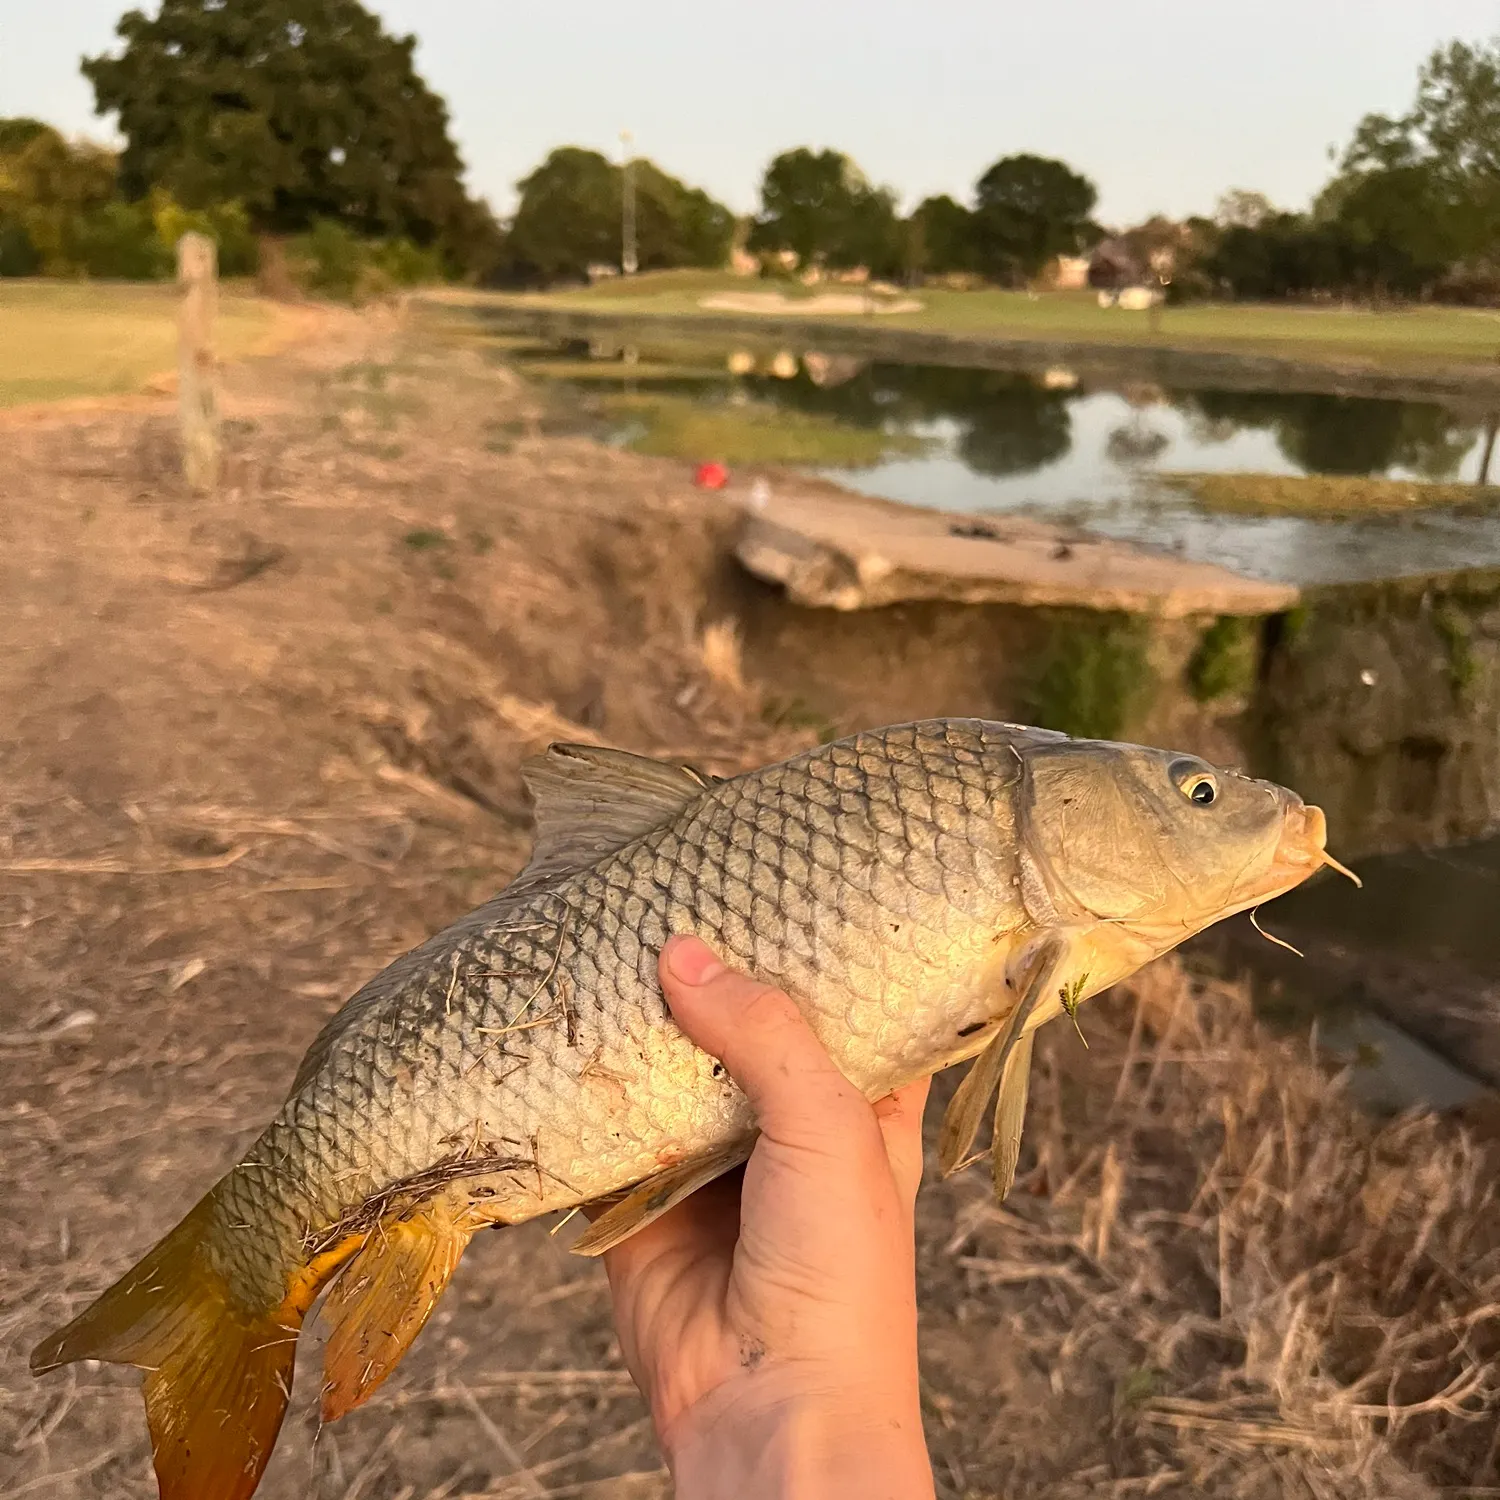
[{"x1": 1, "y1": 311, "x2": 1495, "y2": 1498}]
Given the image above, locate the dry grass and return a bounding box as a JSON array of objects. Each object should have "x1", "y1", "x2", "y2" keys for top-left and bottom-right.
[
  {"x1": 0, "y1": 280, "x2": 292, "y2": 407},
  {"x1": 0, "y1": 309, "x2": 1494, "y2": 1499},
  {"x1": 1160, "y1": 470, "x2": 1500, "y2": 517}
]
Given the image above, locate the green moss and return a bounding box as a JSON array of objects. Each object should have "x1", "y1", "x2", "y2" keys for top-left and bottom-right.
[
  {"x1": 403, "y1": 528, "x2": 449, "y2": 551},
  {"x1": 598, "y1": 391, "x2": 928, "y2": 467},
  {"x1": 1023, "y1": 613, "x2": 1156, "y2": 740},
  {"x1": 1279, "y1": 603, "x2": 1310, "y2": 649},
  {"x1": 1187, "y1": 615, "x2": 1260, "y2": 702},
  {"x1": 1433, "y1": 603, "x2": 1480, "y2": 701}
]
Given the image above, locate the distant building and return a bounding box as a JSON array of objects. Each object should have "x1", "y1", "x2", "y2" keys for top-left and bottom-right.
[
  {"x1": 1087, "y1": 238, "x2": 1144, "y2": 291},
  {"x1": 1045, "y1": 255, "x2": 1091, "y2": 291}
]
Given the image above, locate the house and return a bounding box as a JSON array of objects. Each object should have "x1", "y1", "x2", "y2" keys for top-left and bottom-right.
[
  {"x1": 1045, "y1": 255, "x2": 1091, "y2": 291},
  {"x1": 1087, "y1": 238, "x2": 1145, "y2": 291}
]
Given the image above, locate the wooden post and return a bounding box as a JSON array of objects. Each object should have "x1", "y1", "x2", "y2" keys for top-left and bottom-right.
[{"x1": 177, "y1": 232, "x2": 220, "y2": 493}]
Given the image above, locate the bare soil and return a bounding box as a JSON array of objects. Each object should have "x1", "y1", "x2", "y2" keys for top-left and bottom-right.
[{"x1": 1, "y1": 307, "x2": 1496, "y2": 1500}]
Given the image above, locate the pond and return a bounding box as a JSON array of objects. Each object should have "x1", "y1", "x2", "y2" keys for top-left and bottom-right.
[
  {"x1": 513, "y1": 335, "x2": 1500, "y2": 587},
  {"x1": 489, "y1": 327, "x2": 1500, "y2": 1110}
]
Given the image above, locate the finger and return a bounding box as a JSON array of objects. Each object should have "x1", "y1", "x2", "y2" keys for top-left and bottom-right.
[
  {"x1": 659, "y1": 936, "x2": 883, "y2": 1164},
  {"x1": 872, "y1": 1077, "x2": 930, "y2": 1209}
]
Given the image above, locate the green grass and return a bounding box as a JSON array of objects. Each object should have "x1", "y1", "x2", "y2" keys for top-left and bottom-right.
[
  {"x1": 0, "y1": 280, "x2": 278, "y2": 407},
  {"x1": 598, "y1": 390, "x2": 928, "y2": 466},
  {"x1": 451, "y1": 270, "x2": 1500, "y2": 372},
  {"x1": 1160, "y1": 471, "x2": 1500, "y2": 517}
]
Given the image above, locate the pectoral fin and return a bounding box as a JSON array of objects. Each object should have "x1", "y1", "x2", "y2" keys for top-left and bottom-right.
[
  {"x1": 938, "y1": 935, "x2": 1064, "y2": 1179},
  {"x1": 991, "y1": 1029, "x2": 1036, "y2": 1201},
  {"x1": 938, "y1": 1027, "x2": 1012, "y2": 1177},
  {"x1": 571, "y1": 1136, "x2": 756, "y2": 1257}
]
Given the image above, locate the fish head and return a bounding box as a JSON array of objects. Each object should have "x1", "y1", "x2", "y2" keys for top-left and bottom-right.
[{"x1": 1014, "y1": 737, "x2": 1343, "y2": 947}]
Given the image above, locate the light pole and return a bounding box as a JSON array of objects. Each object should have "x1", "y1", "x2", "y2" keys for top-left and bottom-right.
[{"x1": 620, "y1": 129, "x2": 637, "y2": 276}]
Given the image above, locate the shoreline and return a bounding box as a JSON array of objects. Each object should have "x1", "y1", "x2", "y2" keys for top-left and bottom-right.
[{"x1": 448, "y1": 297, "x2": 1500, "y2": 405}]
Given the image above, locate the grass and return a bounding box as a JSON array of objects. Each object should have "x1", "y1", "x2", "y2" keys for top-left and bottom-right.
[
  {"x1": 458, "y1": 269, "x2": 1500, "y2": 372},
  {"x1": 0, "y1": 279, "x2": 278, "y2": 407},
  {"x1": 1160, "y1": 470, "x2": 1500, "y2": 517},
  {"x1": 597, "y1": 389, "x2": 928, "y2": 466}
]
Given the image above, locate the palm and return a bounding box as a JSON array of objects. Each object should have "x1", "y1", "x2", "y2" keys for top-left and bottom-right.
[{"x1": 596, "y1": 1078, "x2": 930, "y2": 1446}]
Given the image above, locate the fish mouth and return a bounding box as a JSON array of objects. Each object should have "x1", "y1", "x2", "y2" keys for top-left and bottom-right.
[{"x1": 1267, "y1": 801, "x2": 1361, "y2": 893}]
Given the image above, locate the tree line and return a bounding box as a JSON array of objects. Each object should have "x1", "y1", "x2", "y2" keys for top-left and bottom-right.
[{"x1": 3, "y1": 0, "x2": 1499, "y2": 305}]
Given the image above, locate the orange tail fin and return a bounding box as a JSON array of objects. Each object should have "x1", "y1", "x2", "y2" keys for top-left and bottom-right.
[{"x1": 30, "y1": 1194, "x2": 323, "y2": 1500}]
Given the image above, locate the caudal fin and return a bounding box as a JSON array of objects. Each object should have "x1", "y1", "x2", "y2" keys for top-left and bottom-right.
[{"x1": 31, "y1": 1195, "x2": 308, "y2": 1500}]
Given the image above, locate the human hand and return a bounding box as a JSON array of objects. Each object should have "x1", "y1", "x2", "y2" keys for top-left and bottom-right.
[{"x1": 593, "y1": 935, "x2": 936, "y2": 1500}]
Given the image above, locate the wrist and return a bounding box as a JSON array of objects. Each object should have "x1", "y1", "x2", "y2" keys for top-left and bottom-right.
[{"x1": 663, "y1": 1371, "x2": 934, "y2": 1500}]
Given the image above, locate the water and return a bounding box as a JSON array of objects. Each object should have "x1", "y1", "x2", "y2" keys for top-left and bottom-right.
[
  {"x1": 520, "y1": 338, "x2": 1500, "y2": 586},
  {"x1": 500, "y1": 332, "x2": 1500, "y2": 1105}
]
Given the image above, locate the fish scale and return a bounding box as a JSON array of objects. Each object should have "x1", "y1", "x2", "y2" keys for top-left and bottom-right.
[
  {"x1": 33, "y1": 717, "x2": 1342, "y2": 1500},
  {"x1": 210, "y1": 722, "x2": 1022, "y2": 1304}
]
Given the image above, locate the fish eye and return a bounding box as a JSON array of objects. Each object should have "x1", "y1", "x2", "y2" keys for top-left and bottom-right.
[{"x1": 1169, "y1": 759, "x2": 1219, "y2": 807}]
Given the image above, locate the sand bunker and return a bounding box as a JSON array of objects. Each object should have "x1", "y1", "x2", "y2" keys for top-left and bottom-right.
[{"x1": 700, "y1": 291, "x2": 922, "y2": 316}]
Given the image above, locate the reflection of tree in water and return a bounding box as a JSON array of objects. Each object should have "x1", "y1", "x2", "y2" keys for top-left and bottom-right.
[
  {"x1": 1174, "y1": 389, "x2": 1478, "y2": 478},
  {"x1": 1105, "y1": 419, "x2": 1170, "y2": 466},
  {"x1": 954, "y1": 375, "x2": 1071, "y2": 476},
  {"x1": 744, "y1": 362, "x2": 1073, "y2": 477}
]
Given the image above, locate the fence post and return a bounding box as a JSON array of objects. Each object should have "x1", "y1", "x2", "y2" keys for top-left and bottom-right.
[{"x1": 177, "y1": 232, "x2": 220, "y2": 493}]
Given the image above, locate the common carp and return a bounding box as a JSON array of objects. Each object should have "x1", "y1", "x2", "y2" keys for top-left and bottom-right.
[{"x1": 32, "y1": 719, "x2": 1352, "y2": 1500}]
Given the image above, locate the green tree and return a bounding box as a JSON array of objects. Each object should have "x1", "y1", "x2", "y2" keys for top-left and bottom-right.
[
  {"x1": 82, "y1": 0, "x2": 487, "y2": 265},
  {"x1": 504, "y1": 147, "x2": 733, "y2": 281},
  {"x1": 633, "y1": 161, "x2": 735, "y2": 270},
  {"x1": 748, "y1": 148, "x2": 900, "y2": 272},
  {"x1": 1327, "y1": 37, "x2": 1500, "y2": 271},
  {"x1": 906, "y1": 194, "x2": 976, "y2": 279},
  {"x1": 0, "y1": 125, "x2": 121, "y2": 275},
  {"x1": 506, "y1": 147, "x2": 620, "y2": 279},
  {"x1": 971, "y1": 153, "x2": 1098, "y2": 284}
]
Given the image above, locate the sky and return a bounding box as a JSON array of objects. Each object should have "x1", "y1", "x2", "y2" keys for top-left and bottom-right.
[{"x1": 4, "y1": 0, "x2": 1499, "y2": 226}]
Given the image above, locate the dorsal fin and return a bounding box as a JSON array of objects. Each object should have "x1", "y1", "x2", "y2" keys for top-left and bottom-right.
[{"x1": 517, "y1": 743, "x2": 717, "y2": 886}]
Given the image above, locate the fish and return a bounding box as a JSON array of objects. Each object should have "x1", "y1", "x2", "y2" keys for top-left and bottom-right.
[{"x1": 30, "y1": 719, "x2": 1352, "y2": 1500}]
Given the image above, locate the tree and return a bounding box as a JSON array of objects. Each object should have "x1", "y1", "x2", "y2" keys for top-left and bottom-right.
[
  {"x1": 748, "y1": 148, "x2": 900, "y2": 272},
  {"x1": 0, "y1": 124, "x2": 125, "y2": 276},
  {"x1": 82, "y1": 0, "x2": 486, "y2": 262},
  {"x1": 632, "y1": 161, "x2": 735, "y2": 270},
  {"x1": 1214, "y1": 189, "x2": 1275, "y2": 230},
  {"x1": 906, "y1": 194, "x2": 976, "y2": 279},
  {"x1": 971, "y1": 153, "x2": 1098, "y2": 285},
  {"x1": 504, "y1": 147, "x2": 733, "y2": 281},
  {"x1": 1326, "y1": 37, "x2": 1500, "y2": 272},
  {"x1": 506, "y1": 147, "x2": 619, "y2": 279}
]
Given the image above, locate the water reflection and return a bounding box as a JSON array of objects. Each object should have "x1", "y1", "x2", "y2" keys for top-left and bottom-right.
[
  {"x1": 1177, "y1": 389, "x2": 1478, "y2": 478},
  {"x1": 522, "y1": 338, "x2": 1500, "y2": 583}
]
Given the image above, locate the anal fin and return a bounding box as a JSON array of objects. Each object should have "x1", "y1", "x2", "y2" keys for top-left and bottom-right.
[
  {"x1": 321, "y1": 1198, "x2": 473, "y2": 1422},
  {"x1": 571, "y1": 1137, "x2": 755, "y2": 1257}
]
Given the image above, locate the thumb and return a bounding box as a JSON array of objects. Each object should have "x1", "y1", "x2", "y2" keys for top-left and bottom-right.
[{"x1": 659, "y1": 936, "x2": 882, "y2": 1160}]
